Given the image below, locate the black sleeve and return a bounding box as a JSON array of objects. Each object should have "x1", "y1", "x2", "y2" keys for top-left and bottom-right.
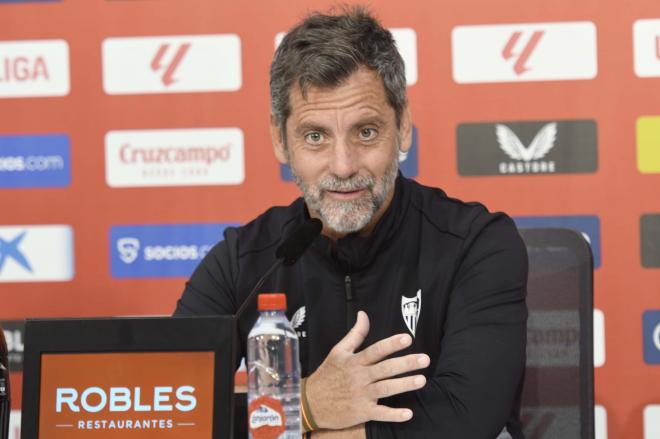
[
  {"x1": 368, "y1": 214, "x2": 528, "y2": 439},
  {"x1": 173, "y1": 227, "x2": 240, "y2": 316}
]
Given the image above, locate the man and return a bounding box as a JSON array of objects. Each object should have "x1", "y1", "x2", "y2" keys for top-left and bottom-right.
[{"x1": 175, "y1": 7, "x2": 527, "y2": 438}]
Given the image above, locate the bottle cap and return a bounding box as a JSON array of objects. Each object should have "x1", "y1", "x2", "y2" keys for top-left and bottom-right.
[{"x1": 258, "y1": 293, "x2": 287, "y2": 311}]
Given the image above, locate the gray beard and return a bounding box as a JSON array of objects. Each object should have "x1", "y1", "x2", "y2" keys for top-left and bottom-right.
[{"x1": 290, "y1": 155, "x2": 399, "y2": 235}]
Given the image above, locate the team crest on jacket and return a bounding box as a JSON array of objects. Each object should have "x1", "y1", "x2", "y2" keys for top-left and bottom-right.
[
  {"x1": 291, "y1": 306, "x2": 306, "y2": 338},
  {"x1": 401, "y1": 290, "x2": 421, "y2": 337}
]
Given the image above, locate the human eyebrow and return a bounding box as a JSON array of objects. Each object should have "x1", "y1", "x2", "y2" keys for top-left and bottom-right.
[
  {"x1": 294, "y1": 123, "x2": 330, "y2": 137},
  {"x1": 351, "y1": 116, "x2": 386, "y2": 130}
]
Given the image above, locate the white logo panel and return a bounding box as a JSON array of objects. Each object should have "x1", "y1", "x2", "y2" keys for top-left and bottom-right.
[
  {"x1": 8, "y1": 410, "x2": 20, "y2": 439},
  {"x1": 105, "y1": 128, "x2": 245, "y2": 187},
  {"x1": 633, "y1": 19, "x2": 660, "y2": 77},
  {"x1": 452, "y1": 21, "x2": 597, "y2": 83},
  {"x1": 0, "y1": 40, "x2": 70, "y2": 98},
  {"x1": 274, "y1": 28, "x2": 417, "y2": 86},
  {"x1": 102, "y1": 34, "x2": 241, "y2": 95},
  {"x1": 644, "y1": 405, "x2": 660, "y2": 439},
  {"x1": 0, "y1": 225, "x2": 74, "y2": 282},
  {"x1": 595, "y1": 405, "x2": 607, "y2": 439},
  {"x1": 594, "y1": 309, "x2": 606, "y2": 368}
]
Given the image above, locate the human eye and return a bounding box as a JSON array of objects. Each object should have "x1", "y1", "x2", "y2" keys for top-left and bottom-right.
[
  {"x1": 304, "y1": 131, "x2": 324, "y2": 146},
  {"x1": 358, "y1": 127, "x2": 378, "y2": 141}
]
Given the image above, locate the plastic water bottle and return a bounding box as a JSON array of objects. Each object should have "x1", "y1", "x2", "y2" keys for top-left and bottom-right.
[{"x1": 247, "y1": 293, "x2": 301, "y2": 439}]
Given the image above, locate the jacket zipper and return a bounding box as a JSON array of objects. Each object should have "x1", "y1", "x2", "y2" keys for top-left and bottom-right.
[{"x1": 345, "y1": 275, "x2": 354, "y2": 330}]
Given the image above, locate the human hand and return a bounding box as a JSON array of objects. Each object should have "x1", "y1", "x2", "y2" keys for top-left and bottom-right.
[
  {"x1": 311, "y1": 424, "x2": 366, "y2": 439},
  {"x1": 305, "y1": 311, "x2": 430, "y2": 430}
]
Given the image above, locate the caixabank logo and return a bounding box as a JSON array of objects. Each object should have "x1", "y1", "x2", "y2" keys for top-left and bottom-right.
[
  {"x1": 110, "y1": 223, "x2": 236, "y2": 278},
  {"x1": 643, "y1": 310, "x2": 660, "y2": 365},
  {"x1": 0, "y1": 134, "x2": 71, "y2": 188},
  {"x1": 457, "y1": 120, "x2": 598, "y2": 176},
  {"x1": 452, "y1": 21, "x2": 597, "y2": 83},
  {"x1": 0, "y1": 39, "x2": 69, "y2": 98},
  {"x1": 102, "y1": 34, "x2": 241, "y2": 95},
  {"x1": 514, "y1": 215, "x2": 601, "y2": 268},
  {"x1": 0, "y1": 225, "x2": 74, "y2": 282},
  {"x1": 38, "y1": 352, "x2": 214, "y2": 438},
  {"x1": 105, "y1": 128, "x2": 244, "y2": 187},
  {"x1": 280, "y1": 125, "x2": 419, "y2": 181}
]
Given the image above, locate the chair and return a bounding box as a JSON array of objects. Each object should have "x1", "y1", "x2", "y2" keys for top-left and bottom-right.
[{"x1": 517, "y1": 228, "x2": 595, "y2": 439}]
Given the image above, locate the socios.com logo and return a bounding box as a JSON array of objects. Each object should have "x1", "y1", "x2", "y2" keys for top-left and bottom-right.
[
  {"x1": 280, "y1": 125, "x2": 420, "y2": 181},
  {"x1": 643, "y1": 310, "x2": 660, "y2": 365},
  {"x1": 110, "y1": 224, "x2": 237, "y2": 278},
  {"x1": 514, "y1": 215, "x2": 601, "y2": 268},
  {"x1": 0, "y1": 134, "x2": 71, "y2": 188}
]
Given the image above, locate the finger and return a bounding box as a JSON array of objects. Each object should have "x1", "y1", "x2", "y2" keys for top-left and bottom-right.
[
  {"x1": 333, "y1": 310, "x2": 370, "y2": 354},
  {"x1": 356, "y1": 333, "x2": 412, "y2": 366},
  {"x1": 369, "y1": 374, "x2": 427, "y2": 399},
  {"x1": 369, "y1": 354, "x2": 430, "y2": 381},
  {"x1": 369, "y1": 405, "x2": 414, "y2": 423}
]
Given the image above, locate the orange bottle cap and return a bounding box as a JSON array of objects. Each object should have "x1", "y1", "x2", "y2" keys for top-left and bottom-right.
[{"x1": 258, "y1": 293, "x2": 287, "y2": 311}]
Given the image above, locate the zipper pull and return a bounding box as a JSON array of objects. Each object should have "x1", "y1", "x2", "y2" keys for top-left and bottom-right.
[{"x1": 344, "y1": 275, "x2": 353, "y2": 301}]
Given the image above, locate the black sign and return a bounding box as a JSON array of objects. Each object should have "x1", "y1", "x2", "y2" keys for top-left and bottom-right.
[
  {"x1": 1, "y1": 320, "x2": 24, "y2": 372},
  {"x1": 457, "y1": 120, "x2": 598, "y2": 176},
  {"x1": 641, "y1": 214, "x2": 660, "y2": 268}
]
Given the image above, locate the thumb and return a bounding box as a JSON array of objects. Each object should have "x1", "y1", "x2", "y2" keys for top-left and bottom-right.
[{"x1": 335, "y1": 311, "x2": 370, "y2": 354}]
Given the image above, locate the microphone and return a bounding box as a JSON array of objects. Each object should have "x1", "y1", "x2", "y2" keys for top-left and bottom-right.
[{"x1": 236, "y1": 218, "x2": 322, "y2": 319}]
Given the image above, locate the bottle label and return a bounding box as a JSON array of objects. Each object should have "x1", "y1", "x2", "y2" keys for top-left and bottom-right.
[{"x1": 248, "y1": 395, "x2": 286, "y2": 439}]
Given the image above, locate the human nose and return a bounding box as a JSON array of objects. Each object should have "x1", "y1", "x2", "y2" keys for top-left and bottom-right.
[{"x1": 328, "y1": 138, "x2": 359, "y2": 179}]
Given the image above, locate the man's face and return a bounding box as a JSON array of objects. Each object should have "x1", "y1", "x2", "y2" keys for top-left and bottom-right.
[{"x1": 271, "y1": 67, "x2": 411, "y2": 237}]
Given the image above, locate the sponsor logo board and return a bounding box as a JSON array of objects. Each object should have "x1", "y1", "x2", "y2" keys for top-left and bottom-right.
[
  {"x1": 633, "y1": 19, "x2": 660, "y2": 78},
  {"x1": 0, "y1": 39, "x2": 69, "y2": 98},
  {"x1": 595, "y1": 405, "x2": 607, "y2": 439},
  {"x1": 110, "y1": 224, "x2": 236, "y2": 278},
  {"x1": 514, "y1": 215, "x2": 601, "y2": 268},
  {"x1": 280, "y1": 125, "x2": 419, "y2": 181},
  {"x1": 39, "y1": 352, "x2": 214, "y2": 438},
  {"x1": 0, "y1": 225, "x2": 74, "y2": 282},
  {"x1": 643, "y1": 310, "x2": 660, "y2": 364},
  {"x1": 645, "y1": 405, "x2": 660, "y2": 439},
  {"x1": 593, "y1": 309, "x2": 605, "y2": 367},
  {"x1": 0, "y1": 134, "x2": 71, "y2": 188},
  {"x1": 274, "y1": 27, "x2": 417, "y2": 86},
  {"x1": 457, "y1": 120, "x2": 598, "y2": 176},
  {"x1": 1, "y1": 320, "x2": 25, "y2": 372},
  {"x1": 105, "y1": 128, "x2": 244, "y2": 187},
  {"x1": 637, "y1": 116, "x2": 660, "y2": 174},
  {"x1": 641, "y1": 214, "x2": 660, "y2": 268},
  {"x1": 452, "y1": 21, "x2": 597, "y2": 83},
  {"x1": 102, "y1": 35, "x2": 241, "y2": 95}
]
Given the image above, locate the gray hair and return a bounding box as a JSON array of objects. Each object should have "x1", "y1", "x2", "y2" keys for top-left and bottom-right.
[{"x1": 270, "y1": 6, "x2": 407, "y2": 140}]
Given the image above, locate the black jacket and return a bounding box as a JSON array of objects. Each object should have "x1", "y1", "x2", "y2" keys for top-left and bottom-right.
[{"x1": 175, "y1": 175, "x2": 528, "y2": 438}]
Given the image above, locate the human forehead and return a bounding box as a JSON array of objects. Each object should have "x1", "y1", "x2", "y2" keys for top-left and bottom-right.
[{"x1": 287, "y1": 68, "x2": 395, "y2": 128}]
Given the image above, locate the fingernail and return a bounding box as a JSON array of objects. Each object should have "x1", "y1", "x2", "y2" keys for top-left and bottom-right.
[
  {"x1": 417, "y1": 355, "x2": 430, "y2": 366},
  {"x1": 402, "y1": 409, "x2": 413, "y2": 420},
  {"x1": 400, "y1": 335, "x2": 411, "y2": 346},
  {"x1": 414, "y1": 375, "x2": 426, "y2": 387}
]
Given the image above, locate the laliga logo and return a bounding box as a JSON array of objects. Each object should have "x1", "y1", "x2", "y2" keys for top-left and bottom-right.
[
  {"x1": 151, "y1": 43, "x2": 191, "y2": 86},
  {"x1": 117, "y1": 237, "x2": 140, "y2": 264},
  {"x1": 56, "y1": 386, "x2": 197, "y2": 413},
  {"x1": 502, "y1": 30, "x2": 545, "y2": 75}
]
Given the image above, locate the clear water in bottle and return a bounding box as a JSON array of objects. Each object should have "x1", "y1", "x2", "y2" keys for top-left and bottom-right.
[{"x1": 247, "y1": 293, "x2": 301, "y2": 439}]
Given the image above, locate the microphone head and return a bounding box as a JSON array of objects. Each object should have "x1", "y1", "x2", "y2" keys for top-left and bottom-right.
[{"x1": 276, "y1": 218, "x2": 322, "y2": 266}]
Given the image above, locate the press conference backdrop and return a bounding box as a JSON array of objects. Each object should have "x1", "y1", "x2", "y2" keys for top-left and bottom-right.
[{"x1": 0, "y1": 0, "x2": 658, "y2": 437}]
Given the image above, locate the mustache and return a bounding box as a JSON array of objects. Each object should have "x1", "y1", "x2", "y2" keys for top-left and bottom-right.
[{"x1": 318, "y1": 174, "x2": 375, "y2": 192}]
